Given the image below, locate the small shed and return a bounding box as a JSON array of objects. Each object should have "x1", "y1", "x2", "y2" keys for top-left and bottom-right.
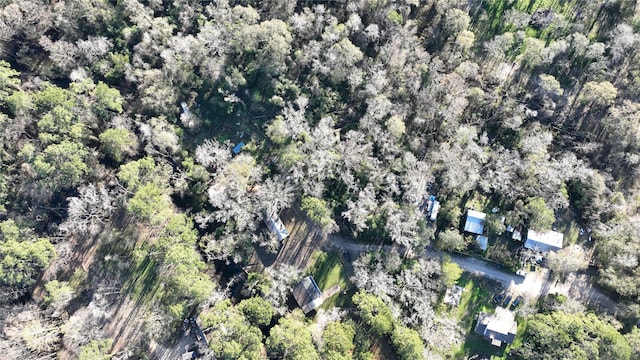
[
  {"x1": 444, "y1": 285, "x2": 464, "y2": 306},
  {"x1": 232, "y1": 142, "x2": 245, "y2": 155},
  {"x1": 475, "y1": 308, "x2": 517, "y2": 347},
  {"x1": 524, "y1": 230, "x2": 563, "y2": 252},
  {"x1": 180, "y1": 101, "x2": 190, "y2": 116},
  {"x1": 476, "y1": 235, "x2": 489, "y2": 251},
  {"x1": 512, "y1": 229, "x2": 522, "y2": 241},
  {"x1": 264, "y1": 211, "x2": 289, "y2": 241},
  {"x1": 293, "y1": 276, "x2": 323, "y2": 314},
  {"x1": 464, "y1": 210, "x2": 486, "y2": 235}
]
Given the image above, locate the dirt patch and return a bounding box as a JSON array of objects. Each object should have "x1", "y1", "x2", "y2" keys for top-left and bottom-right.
[{"x1": 248, "y1": 206, "x2": 328, "y2": 272}]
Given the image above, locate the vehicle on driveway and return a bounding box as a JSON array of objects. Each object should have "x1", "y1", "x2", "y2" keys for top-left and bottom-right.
[
  {"x1": 493, "y1": 292, "x2": 505, "y2": 304},
  {"x1": 511, "y1": 295, "x2": 522, "y2": 309},
  {"x1": 503, "y1": 294, "x2": 512, "y2": 307}
]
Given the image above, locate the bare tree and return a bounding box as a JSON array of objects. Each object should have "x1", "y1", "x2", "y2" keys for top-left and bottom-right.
[
  {"x1": 60, "y1": 184, "x2": 115, "y2": 236},
  {"x1": 195, "y1": 139, "x2": 232, "y2": 170}
]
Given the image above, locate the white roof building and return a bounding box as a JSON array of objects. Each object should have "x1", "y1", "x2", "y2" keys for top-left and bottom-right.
[
  {"x1": 464, "y1": 210, "x2": 486, "y2": 235},
  {"x1": 524, "y1": 229, "x2": 563, "y2": 252}
]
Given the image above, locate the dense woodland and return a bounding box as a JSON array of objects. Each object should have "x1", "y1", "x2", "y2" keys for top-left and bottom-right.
[{"x1": 2, "y1": 0, "x2": 640, "y2": 359}]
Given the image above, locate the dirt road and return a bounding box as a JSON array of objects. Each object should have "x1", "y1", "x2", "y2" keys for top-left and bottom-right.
[{"x1": 324, "y1": 233, "x2": 622, "y2": 315}]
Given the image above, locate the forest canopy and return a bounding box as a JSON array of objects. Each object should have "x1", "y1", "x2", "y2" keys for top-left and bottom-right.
[{"x1": 0, "y1": 0, "x2": 640, "y2": 358}]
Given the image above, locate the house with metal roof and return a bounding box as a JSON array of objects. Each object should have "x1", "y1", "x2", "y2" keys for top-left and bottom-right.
[
  {"x1": 475, "y1": 308, "x2": 517, "y2": 347},
  {"x1": 293, "y1": 276, "x2": 323, "y2": 314},
  {"x1": 524, "y1": 229, "x2": 563, "y2": 252},
  {"x1": 464, "y1": 210, "x2": 486, "y2": 235},
  {"x1": 264, "y1": 211, "x2": 289, "y2": 241}
]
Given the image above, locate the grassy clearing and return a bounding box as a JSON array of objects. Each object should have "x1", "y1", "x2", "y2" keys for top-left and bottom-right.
[
  {"x1": 453, "y1": 274, "x2": 504, "y2": 359},
  {"x1": 452, "y1": 273, "x2": 529, "y2": 359},
  {"x1": 443, "y1": 260, "x2": 464, "y2": 287},
  {"x1": 558, "y1": 221, "x2": 580, "y2": 245},
  {"x1": 306, "y1": 251, "x2": 352, "y2": 309}
]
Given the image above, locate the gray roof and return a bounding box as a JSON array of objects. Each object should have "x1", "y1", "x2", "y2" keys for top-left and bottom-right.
[
  {"x1": 293, "y1": 276, "x2": 323, "y2": 314},
  {"x1": 464, "y1": 210, "x2": 486, "y2": 235},
  {"x1": 524, "y1": 230, "x2": 563, "y2": 252},
  {"x1": 475, "y1": 308, "x2": 517, "y2": 346},
  {"x1": 264, "y1": 211, "x2": 289, "y2": 241}
]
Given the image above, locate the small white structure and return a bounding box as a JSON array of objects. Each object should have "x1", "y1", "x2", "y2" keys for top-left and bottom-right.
[
  {"x1": 444, "y1": 285, "x2": 464, "y2": 306},
  {"x1": 264, "y1": 211, "x2": 289, "y2": 241},
  {"x1": 524, "y1": 229, "x2": 563, "y2": 252},
  {"x1": 428, "y1": 197, "x2": 440, "y2": 221},
  {"x1": 464, "y1": 210, "x2": 486, "y2": 235},
  {"x1": 512, "y1": 229, "x2": 522, "y2": 241}
]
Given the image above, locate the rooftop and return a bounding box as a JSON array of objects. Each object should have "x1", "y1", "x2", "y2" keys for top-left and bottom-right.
[
  {"x1": 293, "y1": 276, "x2": 323, "y2": 314},
  {"x1": 264, "y1": 211, "x2": 289, "y2": 241},
  {"x1": 464, "y1": 210, "x2": 486, "y2": 235},
  {"x1": 525, "y1": 229, "x2": 563, "y2": 252},
  {"x1": 475, "y1": 307, "x2": 517, "y2": 347}
]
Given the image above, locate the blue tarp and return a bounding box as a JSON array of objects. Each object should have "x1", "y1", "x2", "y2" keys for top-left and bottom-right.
[{"x1": 233, "y1": 142, "x2": 245, "y2": 154}]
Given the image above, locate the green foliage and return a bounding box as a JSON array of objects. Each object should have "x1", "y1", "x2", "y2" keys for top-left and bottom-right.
[
  {"x1": 33, "y1": 84, "x2": 75, "y2": 112},
  {"x1": 322, "y1": 321, "x2": 355, "y2": 360},
  {"x1": 484, "y1": 213, "x2": 506, "y2": 234},
  {"x1": 307, "y1": 251, "x2": 351, "y2": 308},
  {"x1": 162, "y1": 243, "x2": 214, "y2": 304},
  {"x1": 37, "y1": 105, "x2": 84, "y2": 144},
  {"x1": 580, "y1": 81, "x2": 618, "y2": 107},
  {"x1": 237, "y1": 297, "x2": 274, "y2": 326},
  {"x1": 301, "y1": 196, "x2": 334, "y2": 228},
  {"x1": 78, "y1": 339, "x2": 113, "y2": 360},
  {"x1": 267, "y1": 116, "x2": 289, "y2": 144},
  {"x1": 524, "y1": 197, "x2": 555, "y2": 231},
  {"x1": 118, "y1": 157, "x2": 170, "y2": 191},
  {"x1": 0, "y1": 220, "x2": 55, "y2": 288},
  {"x1": 44, "y1": 280, "x2": 74, "y2": 305},
  {"x1": 6, "y1": 90, "x2": 31, "y2": 115},
  {"x1": 201, "y1": 300, "x2": 263, "y2": 360},
  {"x1": 352, "y1": 291, "x2": 394, "y2": 337},
  {"x1": 625, "y1": 327, "x2": 640, "y2": 360},
  {"x1": 387, "y1": 10, "x2": 403, "y2": 25},
  {"x1": 442, "y1": 260, "x2": 464, "y2": 287},
  {"x1": 99, "y1": 128, "x2": 138, "y2": 163},
  {"x1": 437, "y1": 229, "x2": 466, "y2": 252},
  {"x1": 266, "y1": 309, "x2": 319, "y2": 360},
  {"x1": 596, "y1": 220, "x2": 640, "y2": 298},
  {"x1": 93, "y1": 81, "x2": 124, "y2": 113},
  {"x1": 127, "y1": 183, "x2": 172, "y2": 223},
  {"x1": 512, "y1": 311, "x2": 631, "y2": 360},
  {"x1": 566, "y1": 176, "x2": 605, "y2": 223},
  {"x1": 245, "y1": 272, "x2": 272, "y2": 297},
  {"x1": 391, "y1": 325, "x2": 424, "y2": 360},
  {"x1": 101, "y1": 52, "x2": 130, "y2": 81},
  {"x1": 33, "y1": 141, "x2": 91, "y2": 190},
  {"x1": 0, "y1": 60, "x2": 20, "y2": 102}
]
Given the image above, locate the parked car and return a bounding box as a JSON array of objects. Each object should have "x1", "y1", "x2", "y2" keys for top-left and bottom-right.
[
  {"x1": 511, "y1": 296, "x2": 523, "y2": 309},
  {"x1": 493, "y1": 292, "x2": 505, "y2": 304},
  {"x1": 503, "y1": 295, "x2": 512, "y2": 307},
  {"x1": 343, "y1": 251, "x2": 352, "y2": 262}
]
